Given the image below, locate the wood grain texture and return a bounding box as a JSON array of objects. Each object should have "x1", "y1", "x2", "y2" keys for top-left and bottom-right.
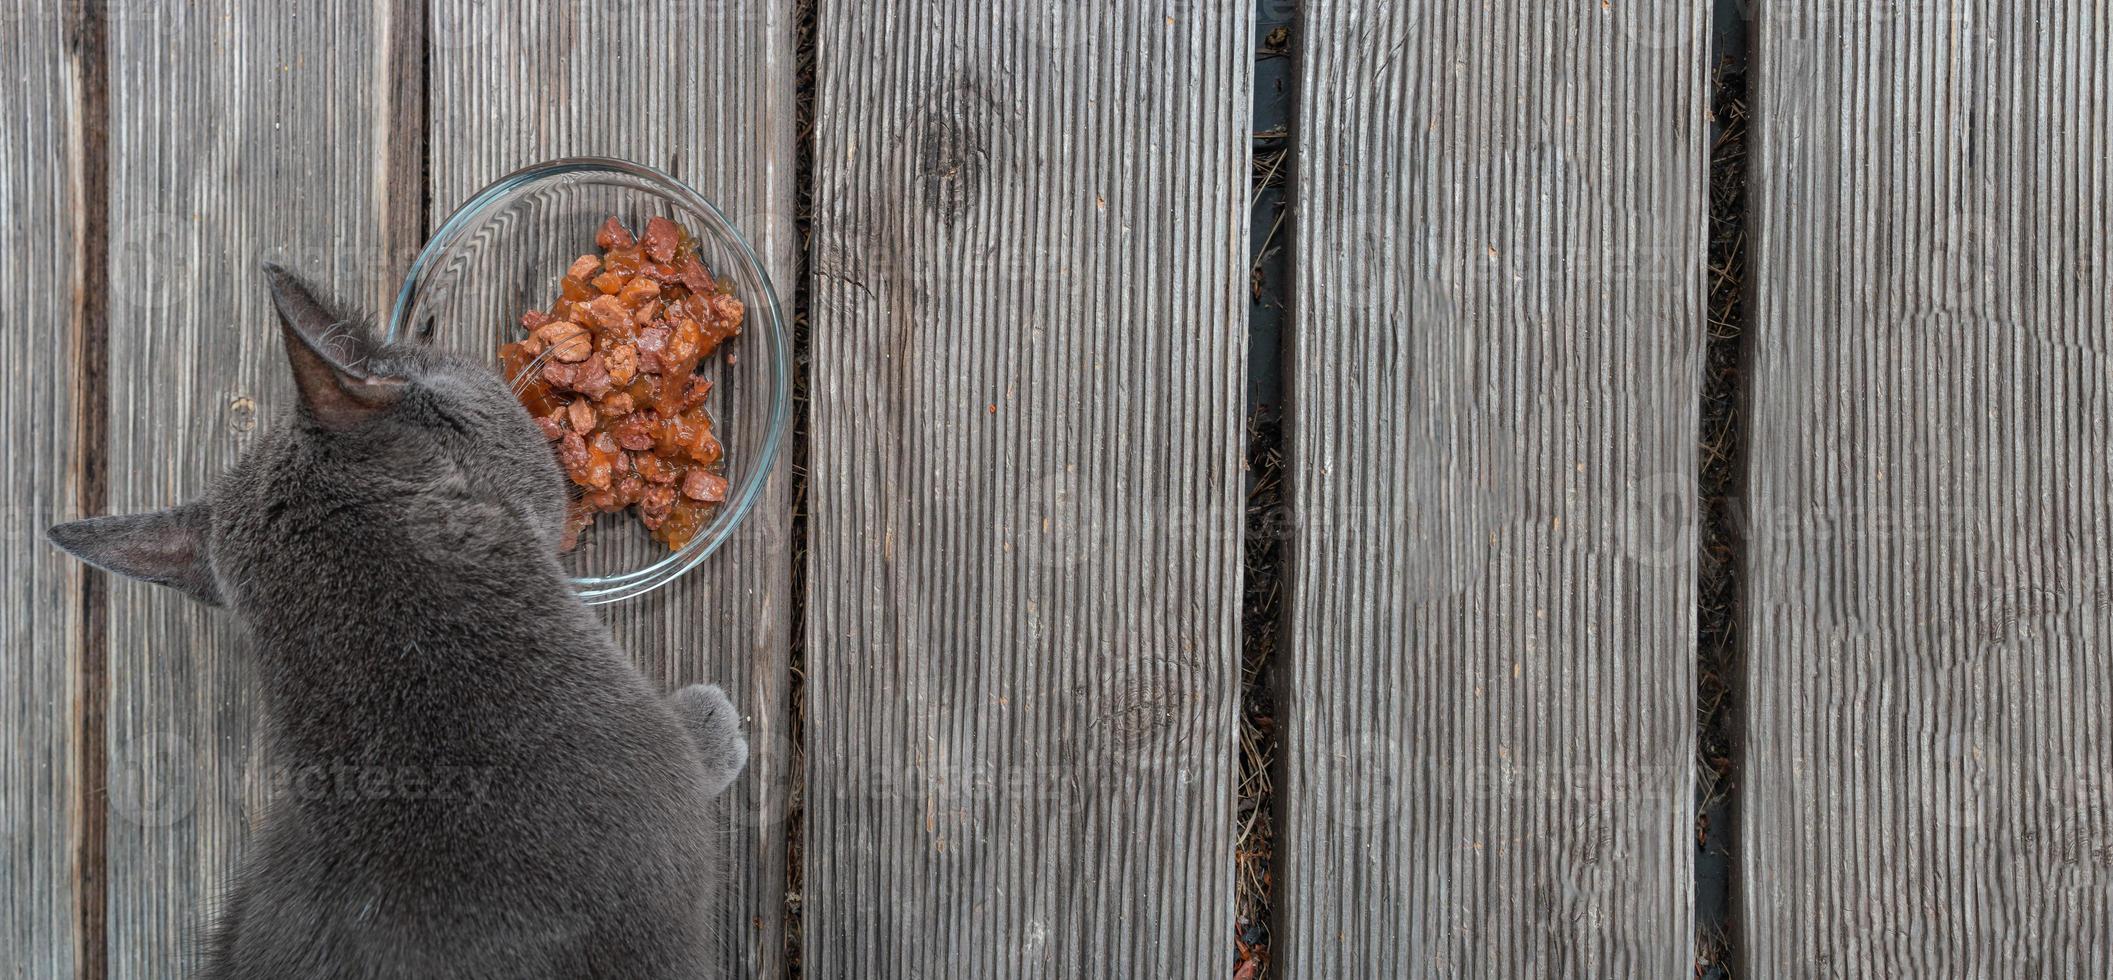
[
  {"x1": 103, "y1": 2, "x2": 413, "y2": 974},
  {"x1": 0, "y1": 6, "x2": 86, "y2": 977},
  {"x1": 1278, "y1": 2, "x2": 1703, "y2": 975},
  {"x1": 804, "y1": 3, "x2": 1249, "y2": 976},
  {"x1": 425, "y1": 2, "x2": 798, "y2": 975},
  {"x1": 1746, "y1": 3, "x2": 2113, "y2": 974}
]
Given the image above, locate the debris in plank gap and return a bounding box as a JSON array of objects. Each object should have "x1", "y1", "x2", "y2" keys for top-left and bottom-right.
[
  {"x1": 1238, "y1": 8, "x2": 1296, "y2": 975},
  {"x1": 784, "y1": 0, "x2": 818, "y2": 976},
  {"x1": 1235, "y1": 406, "x2": 1287, "y2": 980},
  {"x1": 1694, "y1": 53, "x2": 1750, "y2": 980}
]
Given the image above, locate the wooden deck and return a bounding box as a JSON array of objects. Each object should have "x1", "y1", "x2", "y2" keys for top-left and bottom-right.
[
  {"x1": 1282, "y1": 2, "x2": 1701, "y2": 976},
  {"x1": 2, "y1": 2, "x2": 2107, "y2": 978},
  {"x1": 1746, "y1": 2, "x2": 2113, "y2": 974}
]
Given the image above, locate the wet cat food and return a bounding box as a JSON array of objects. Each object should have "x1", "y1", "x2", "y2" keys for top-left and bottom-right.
[{"x1": 499, "y1": 216, "x2": 744, "y2": 552}]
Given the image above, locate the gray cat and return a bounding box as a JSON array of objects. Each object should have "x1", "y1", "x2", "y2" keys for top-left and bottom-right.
[{"x1": 48, "y1": 264, "x2": 748, "y2": 978}]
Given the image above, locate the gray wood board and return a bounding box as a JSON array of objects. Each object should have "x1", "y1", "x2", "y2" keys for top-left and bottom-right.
[
  {"x1": 1278, "y1": 2, "x2": 1704, "y2": 976},
  {"x1": 424, "y1": 2, "x2": 799, "y2": 975},
  {"x1": 804, "y1": 3, "x2": 1251, "y2": 976},
  {"x1": 103, "y1": 2, "x2": 418, "y2": 974},
  {"x1": 1746, "y1": 3, "x2": 2113, "y2": 974},
  {"x1": 1, "y1": 5, "x2": 87, "y2": 977}
]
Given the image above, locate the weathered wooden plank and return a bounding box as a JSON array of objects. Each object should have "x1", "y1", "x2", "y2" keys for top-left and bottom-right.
[
  {"x1": 0, "y1": 6, "x2": 87, "y2": 977},
  {"x1": 1278, "y1": 2, "x2": 1703, "y2": 975},
  {"x1": 805, "y1": 3, "x2": 1250, "y2": 976},
  {"x1": 103, "y1": 3, "x2": 414, "y2": 974},
  {"x1": 425, "y1": 3, "x2": 798, "y2": 975},
  {"x1": 1746, "y1": 3, "x2": 2113, "y2": 974}
]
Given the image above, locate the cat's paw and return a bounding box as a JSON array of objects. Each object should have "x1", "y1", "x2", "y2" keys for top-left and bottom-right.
[{"x1": 670, "y1": 683, "x2": 748, "y2": 798}]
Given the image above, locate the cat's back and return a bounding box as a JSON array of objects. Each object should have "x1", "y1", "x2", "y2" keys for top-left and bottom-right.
[{"x1": 209, "y1": 625, "x2": 725, "y2": 979}]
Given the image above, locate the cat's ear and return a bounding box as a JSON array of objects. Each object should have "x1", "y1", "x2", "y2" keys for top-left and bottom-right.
[
  {"x1": 262, "y1": 262, "x2": 403, "y2": 430},
  {"x1": 46, "y1": 502, "x2": 222, "y2": 606}
]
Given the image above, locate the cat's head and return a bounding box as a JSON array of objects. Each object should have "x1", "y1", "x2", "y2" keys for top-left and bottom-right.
[{"x1": 46, "y1": 264, "x2": 571, "y2": 608}]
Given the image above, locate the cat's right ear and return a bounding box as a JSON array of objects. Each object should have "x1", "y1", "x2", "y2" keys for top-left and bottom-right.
[
  {"x1": 46, "y1": 502, "x2": 222, "y2": 606},
  {"x1": 262, "y1": 262, "x2": 403, "y2": 430}
]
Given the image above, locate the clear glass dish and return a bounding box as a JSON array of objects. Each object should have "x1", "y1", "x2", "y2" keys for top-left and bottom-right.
[{"x1": 386, "y1": 157, "x2": 789, "y2": 604}]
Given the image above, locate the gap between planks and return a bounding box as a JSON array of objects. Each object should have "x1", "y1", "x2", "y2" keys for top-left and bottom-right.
[{"x1": 66, "y1": 1, "x2": 112, "y2": 977}]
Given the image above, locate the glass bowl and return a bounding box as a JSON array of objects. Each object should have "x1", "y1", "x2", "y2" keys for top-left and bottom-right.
[{"x1": 386, "y1": 157, "x2": 789, "y2": 604}]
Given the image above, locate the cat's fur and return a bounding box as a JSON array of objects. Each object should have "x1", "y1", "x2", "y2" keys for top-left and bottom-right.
[{"x1": 48, "y1": 265, "x2": 747, "y2": 978}]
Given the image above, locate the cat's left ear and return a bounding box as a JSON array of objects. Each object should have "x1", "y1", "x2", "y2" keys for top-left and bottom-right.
[
  {"x1": 46, "y1": 501, "x2": 222, "y2": 605},
  {"x1": 262, "y1": 262, "x2": 404, "y2": 430}
]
